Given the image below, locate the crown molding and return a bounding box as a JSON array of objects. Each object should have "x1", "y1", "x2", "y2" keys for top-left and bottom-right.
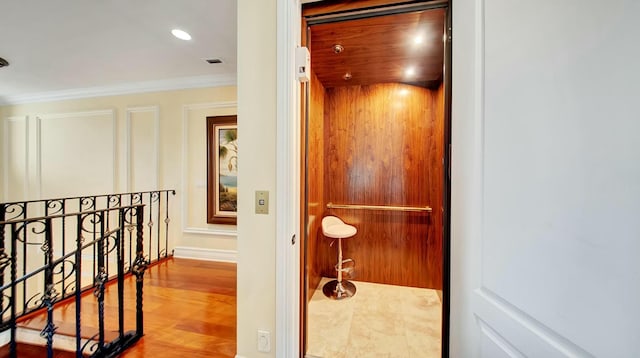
[{"x1": 0, "y1": 73, "x2": 237, "y2": 105}]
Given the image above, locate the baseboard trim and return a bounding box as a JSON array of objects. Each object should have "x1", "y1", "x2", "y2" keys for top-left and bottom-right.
[{"x1": 173, "y1": 246, "x2": 237, "y2": 263}]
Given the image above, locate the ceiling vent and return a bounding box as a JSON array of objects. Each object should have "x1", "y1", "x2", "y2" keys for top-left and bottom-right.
[
  {"x1": 205, "y1": 58, "x2": 223, "y2": 64},
  {"x1": 0, "y1": 57, "x2": 9, "y2": 68}
]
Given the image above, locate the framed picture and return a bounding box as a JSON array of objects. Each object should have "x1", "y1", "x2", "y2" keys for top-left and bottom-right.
[{"x1": 207, "y1": 115, "x2": 237, "y2": 225}]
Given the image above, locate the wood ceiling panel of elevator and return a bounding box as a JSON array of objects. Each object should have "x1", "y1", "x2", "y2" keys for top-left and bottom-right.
[{"x1": 309, "y1": 9, "x2": 445, "y2": 88}]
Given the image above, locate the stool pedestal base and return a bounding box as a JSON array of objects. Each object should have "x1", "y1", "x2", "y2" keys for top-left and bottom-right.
[{"x1": 322, "y1": 279, "x2": 356, "y2": 300}]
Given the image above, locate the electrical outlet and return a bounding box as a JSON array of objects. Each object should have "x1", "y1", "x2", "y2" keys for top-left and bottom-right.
[{"x1": 257, "y1": 330, "x2": 271, "y2": 352}]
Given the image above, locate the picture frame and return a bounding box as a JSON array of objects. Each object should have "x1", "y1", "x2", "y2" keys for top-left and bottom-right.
[{"x1": 207, "y1": 115, "x2": 237, "y2": 225}]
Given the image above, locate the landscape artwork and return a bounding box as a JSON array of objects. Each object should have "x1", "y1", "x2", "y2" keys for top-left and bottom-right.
[
  {"x1": 217, "y1": 125, "x2": 238, "y2": 214},
  {"x1": 207, "y1": 115, "x2": 237, "y2": 225}
]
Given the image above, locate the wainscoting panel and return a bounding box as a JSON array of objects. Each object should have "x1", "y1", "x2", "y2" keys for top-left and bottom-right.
[
  {"x1": 3, "y1": 116, "x2": 29, "y2": 201},
  {"x1": 181, "y1": 102, "x2": 237, "y2": 235},
  {"x1": 37, "y1": 110, "x2": 116, "y2": 198},
  {"x1": 126, "y1": 106, "x2": 159, "y2": 192}
]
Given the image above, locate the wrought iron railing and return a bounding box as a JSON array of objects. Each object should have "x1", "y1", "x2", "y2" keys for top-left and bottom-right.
[
  {"x1": 0, "y1": 190, "x2": 175, "y2": 314},
  {"x1": 0, "y1": 190, "x2": 176, "y2": 356},
  {"x1": 0, "y1": 204, "x2": 147, "y2": 357}
]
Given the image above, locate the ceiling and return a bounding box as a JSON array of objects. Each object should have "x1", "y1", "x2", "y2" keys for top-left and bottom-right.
[
  {"x1": 0, "y1": 0, "x2": 236, "y2": 105},
  {"x1": 309, "y1": 8, "x2": 445, "y2": 88}
]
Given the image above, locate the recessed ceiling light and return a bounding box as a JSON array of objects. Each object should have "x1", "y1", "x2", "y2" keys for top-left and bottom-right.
[
  {"x1": 171, "y1": 29, "x2": 192, "y2": 41},
  {"x1": 405, "y1": 67, "x2": 416, "y2": 77}
]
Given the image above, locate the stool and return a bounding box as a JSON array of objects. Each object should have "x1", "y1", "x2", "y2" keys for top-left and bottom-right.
[{"x1": 321, "y1": 216, "x2": 357, "y2": 300}]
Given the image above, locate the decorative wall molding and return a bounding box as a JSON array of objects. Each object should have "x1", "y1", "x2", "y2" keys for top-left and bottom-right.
[
  {"x1": 183, "y1": 227, "x2": 237, "y2": 237},
  {"x1": 125, "y1": 105, "x2": 160, "y2": 191},
  {"x1": 173, "y1": 247, "x2": 237, "y2": 263},
  {"x1": 36, "y1": 109, "x2": 117, "y2": 197},
  {"x1": 0, "y1": 73, "x2": 237, "y2": 105},
  {"x1": 2, "y1": 116, "x2": 29, "y2": 200},
  {"x1": 180, "y1": 101, "x2": 237, "y2": 235}
]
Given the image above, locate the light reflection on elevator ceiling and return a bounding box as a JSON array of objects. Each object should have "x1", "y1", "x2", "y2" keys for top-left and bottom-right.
[{"x1": 310, "y1": 8, "x2": 445, "y2": 88}]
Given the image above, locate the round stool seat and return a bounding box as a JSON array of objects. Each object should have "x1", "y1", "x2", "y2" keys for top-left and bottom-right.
[{"x1": 322, "y1": 216, "x2": 357, "y2": 239}]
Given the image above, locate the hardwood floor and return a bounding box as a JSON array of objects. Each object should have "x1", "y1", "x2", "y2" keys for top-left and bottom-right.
[
  {"x1": 16, "y1": 258, "x2": 237, "y2": 358},
  {"x1": 122, "y1": 258, "x2": 236, "y2": 357}
]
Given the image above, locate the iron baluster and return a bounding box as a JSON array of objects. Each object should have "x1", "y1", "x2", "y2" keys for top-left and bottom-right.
[
  {"x1": 105, "y1": 197, "x2": 110, "y2": 281},
  {"x1": 9, "y1": 223, "x2": 17, "y2": 358},
  {"x1": 164, "y1": 191, "x2": 173, "y2": 258},
  {"x1": 117, "y1": 208, "x2": 125, "y2": 339},
  {"x1": 129, "y1": 194, "x2": 134, "y2": 272},
  {"x1": 94, "y1": 212, "x2": 107, "y2": 352},
  {"x1": 41, "y1": 217, "x2": 57, "y2": 358},
  {"x1": 41, "y1": 283, "x2": 57, "y2": 358},
  {"x1": 131, "y1": 206, "x2": 147, "y2": 337},
  {"x1": 91, "y1": 197, "x2": 97, "y2": 289},
  {"x1": 75, "y1": 214, "x2": 83, "y2": 358},
  {"x1": 148, "y1": 192, "x2": 153, "y2": 264},
  {"x1": 61, "y1": 200, "x2": 66, "y2": 297},
  {"x1": 0, "y1": 204, "x2": 5, "y2": 327},
  {"x1": 155, "y1": 191, "x2": 161, "y2": 261},
  {"x1": 21, "y1": 215, "x2": 27, "y2": 315}
]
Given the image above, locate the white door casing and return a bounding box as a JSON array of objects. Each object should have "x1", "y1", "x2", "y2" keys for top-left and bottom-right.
[
  {"x1": 276, "y1": 0, "x2": 302, "y2": 357},
  {"x1": 451, "y1": 0, "x2": 640, "y2": 357}
]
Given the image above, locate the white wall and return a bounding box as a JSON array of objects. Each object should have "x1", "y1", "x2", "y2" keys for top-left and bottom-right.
[
  {"x1": 237, "y1": 0, "x2": 278, "y2": 356},
  {"x1": 0, "y1": 87, "x2": 238, "y2": 254},
  {"x1": 451, "y1": 0, "x2": 640, "y2": 357}
]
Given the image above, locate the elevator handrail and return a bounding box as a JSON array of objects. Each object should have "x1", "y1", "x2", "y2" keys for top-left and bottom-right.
[{"x1": 326, "y1": 202, "x2": 432, "y2": 213}]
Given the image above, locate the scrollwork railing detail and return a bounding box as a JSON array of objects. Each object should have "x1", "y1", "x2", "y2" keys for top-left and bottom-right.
[{"x1": 0, "y1": 190, "x2": 175, "y2": 358}]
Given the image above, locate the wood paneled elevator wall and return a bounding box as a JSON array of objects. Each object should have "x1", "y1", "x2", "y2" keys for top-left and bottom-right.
[{"x1": 309, "y1": 81, "x2": 444, "y2": 290}]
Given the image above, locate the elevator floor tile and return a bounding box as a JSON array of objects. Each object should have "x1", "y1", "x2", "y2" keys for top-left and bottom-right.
[{"x1": 307, "y1": 277, "x2": 441, "y2": 358}]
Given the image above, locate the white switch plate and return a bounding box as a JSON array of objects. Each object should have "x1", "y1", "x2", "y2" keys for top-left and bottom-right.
[
  {"x1": 255, "y1": 190, "x2": 269, "y2": 214},
  {"x1": 257, "y1": 330, "x2": 271, "y2": 352}
]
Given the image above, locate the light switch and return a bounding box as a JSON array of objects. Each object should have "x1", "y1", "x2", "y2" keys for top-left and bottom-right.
[{"x1": 255, "y1": 190, "x2": 269, "y2": 214}]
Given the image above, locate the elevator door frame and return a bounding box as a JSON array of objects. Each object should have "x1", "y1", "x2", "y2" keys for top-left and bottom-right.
[{"x1": 300, "y1": 2, "x2": 453, "y2": 357}]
